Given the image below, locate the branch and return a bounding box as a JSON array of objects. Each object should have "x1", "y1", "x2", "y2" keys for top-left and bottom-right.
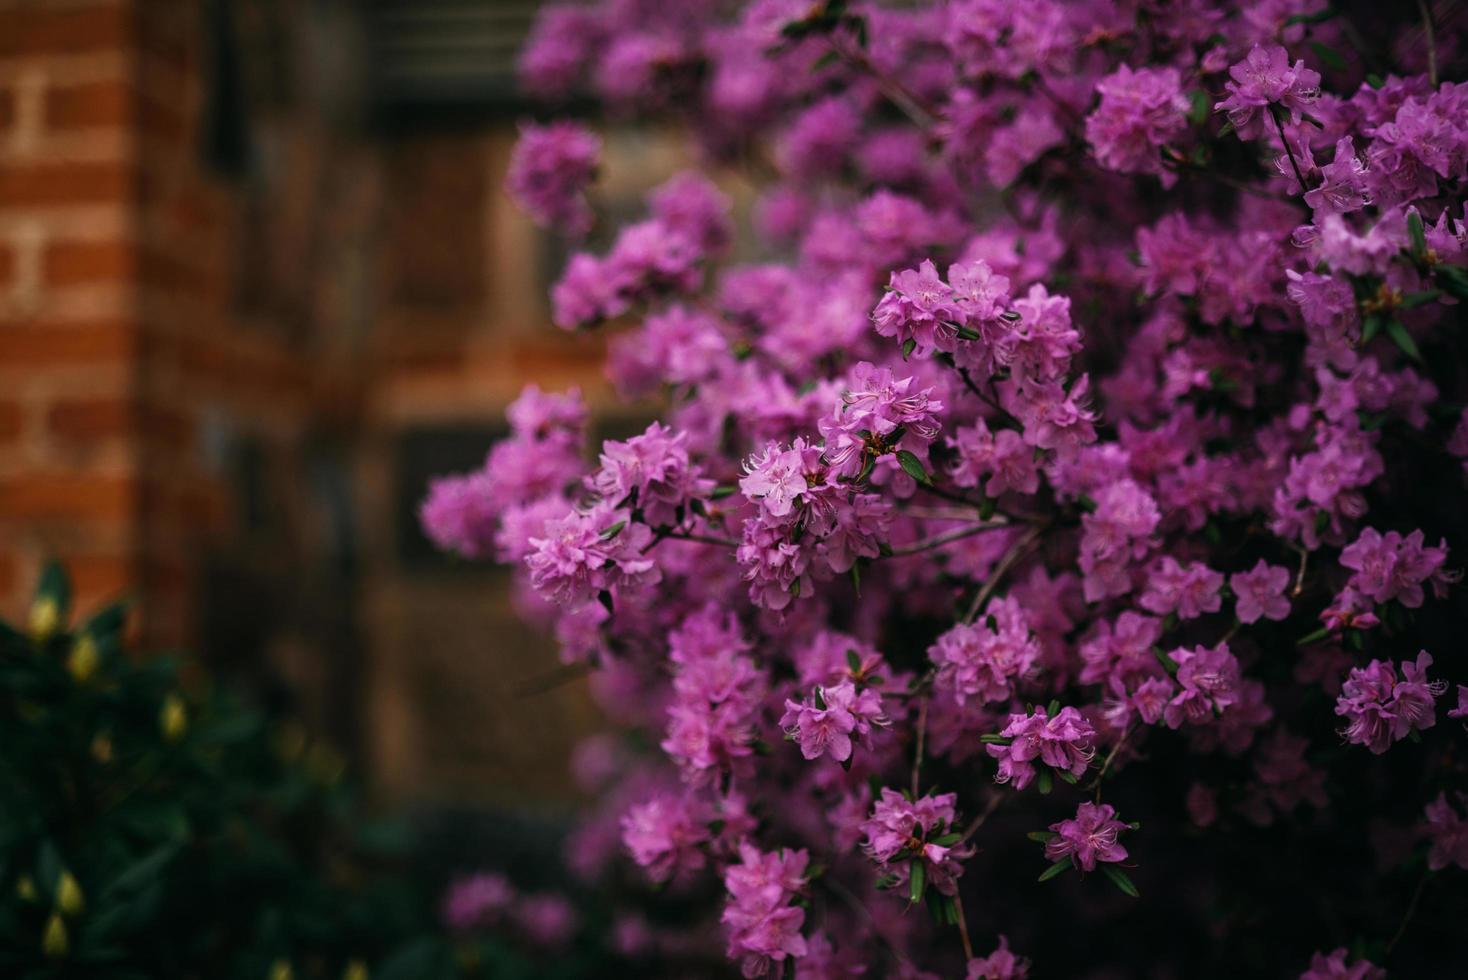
[
  {"x1": 1418, "y1": 0, "x2": 1439, "y2": 87},
  {"x1": 963, "y1": 526, "x2": 1044, "y2": 622},
  {"x1": 1271, "y1": 106, "x2": 1310, "y2": 196},
  {"x1": 911, "y1": 696, "x2": 929, "y2": 797},
  {"x1": 885, "y1": 521, "x2": 1011, "y2": 557}
]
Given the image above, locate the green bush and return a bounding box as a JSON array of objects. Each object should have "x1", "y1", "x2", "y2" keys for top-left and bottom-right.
[{"x1": 0, "y1": 563, "x2": 453, "y2": 979}]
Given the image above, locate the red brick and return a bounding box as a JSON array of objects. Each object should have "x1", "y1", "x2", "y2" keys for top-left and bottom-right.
[
  {"x1": 0, "y1": 240, "x2": 13, "y2": 288},
  {"x1": 0, "y1": 472, "x2": 136, "y2": 524},
  {"x1": 44, "y1": 77, "x2": 132, "y2": 130},
  {"x1": 63, "y1": 551, "x2": 134, "y2": 603},
  {"x1": 0, "y1": 159, "x2": 130, "y2": 207},
  {"x1": 0, "y1": 86, "x2": 15, "y2": 133},
  {"x1": 43, "y1": 239, "x2": 134, "y2": 287},
  {"x1": 47, "y1": 396, "x2": 132, "y2": 441},
  {"x1": 0, "y1": 4, "x2": 131, "y2": 58},
  {"x1": 0, "y1": 321, "x2": 135, "y2": 367}
]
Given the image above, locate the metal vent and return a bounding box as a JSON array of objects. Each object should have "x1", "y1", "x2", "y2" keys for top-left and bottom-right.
[{"x1": 367, "y1": 0, "x2": 541, "y2": 115}]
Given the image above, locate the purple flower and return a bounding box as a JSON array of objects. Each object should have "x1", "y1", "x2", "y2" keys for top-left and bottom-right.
[
  {"x1": 1215, "y1": 44, "x2": 1321, "y2": 138},
  {"x1": 1139, "y1": 557, "x2": 1224, "y2": 620},
  {"x1": 871, "y1": 258, "x2": 962, "y2": 354},
  {"x1": 1086, "y1": 65, "x2": 1189, "y2": 178},
  {"x1": 590, "y1": 421, "x2": 713, "y2": 527},
  {"x1": 950, "y1": 419, "x2": 1039, "y2": 496},
  {"x1": 741, "y1": 438, "x2": 821, "y2": 518},
  {"x1": 1339, "y1": 527, "x2": 1454, "y2": 608},
  {"x1": 1298, "y1": 948, "x2": 1385, "y2": 980},
  {"x1": 621, "y1": 792, "x2": 712, "y2": 883},
  {"x1": 929, "y1": 597, "x2": 1039, "y2": 706},
  {"x1": 505, "y1": 121, "x2": 601, "y2": 236},
  {"x1": 779, "y1": 680, "x2": 886, "y2": 763},
  {"x1": 442, "y1": 873, "x2": 515, "y2": 933},
  {"x1": 721, "y1": 842, "x2": 809, "y2": 978},
  {"x1": 1230, "y1": 559, "x2": 1292, "y2": 623},
  {"x1": 966, "y1": 936, "x2": 1030, "y2": 980},
  {"x1": 1424, "y1": 792, "x2": 1468, "y2": 871},
  {"x1": 525, "y1": 503, "x2": 659, "y2": 604},
  {"x1": 987, "y1": 706, "x2": 1095, "y2": 790},
  {"x1": 1163, "y1": 644, "x2": 1241, "y2": 728},
  {"x1": 1335, "y1": 651, "x2": 1445, "y2": 753},
  {"x1": 860, "y1": 788, "x2": 973, "y2": 896},
  {"x1": 1044, "y1": 801, "x2": 1130, "y2": 872}
]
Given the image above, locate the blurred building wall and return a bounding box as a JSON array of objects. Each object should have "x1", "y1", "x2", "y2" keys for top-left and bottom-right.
[{"x1": 0, "y1": 0, "x2": 691, "y2": 811}]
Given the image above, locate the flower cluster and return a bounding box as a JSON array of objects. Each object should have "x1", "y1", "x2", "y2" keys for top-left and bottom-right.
[{"x1": 422, "y1": 2, "x2": 1468, "y2": 974}]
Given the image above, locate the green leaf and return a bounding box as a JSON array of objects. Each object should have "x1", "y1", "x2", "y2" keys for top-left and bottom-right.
[
  {"x1": 1026, "y1": 831, "x2": 1058, "y2": 843},
  {"x1": 846, "y1": 649, "x2": 862, "y2": 672},
  {"x1": 1037, "y1": 858, "x2": 1070, "y2": 882},
  {"x1": 978, "y1": 734, "x2": 1013, "y2": 745},
  {"x1": 1385, "y1": 320, "x2": 1421, "y2": 361},
  {"x1": 1101, "y1": 865, "x2": 1141, "y2": 898},
  {"x1": 711, "y1": 485, "x2": 738, "y2": 500},
  {"x1": 901, "y1": 338, "x2": 917, "y2": 360},
  {"x1": 1037, "y1": 769, "x2": 1053, "y2": 795},
  {"x1": 1406, "y1": 210, "x2": 1427, "y2": 257},
  {"x1": 850, "y1": 564, "x2": 861, "y2": 597},
  {"x1": 1367, "y1": 73, "x2": 1385, "y2": 89},
  {"x1": 1046, "y1": 699, "x2": 1060, "y2": 718},
  {"x1": 1296, "y1": 626, "x2": 1330, "y2": 646},
  {"x1": 599, "y1": 520, "x2": 627, "y2": 540},
  {"x1": 1056, "y1": 768, "x2": 1079, "y2": 785},
  {"x1": 908, "y1": 859, "x2": 926, "y2": 904},
  {"x1": 895, "y1": 450, "x2": 931, "y2": 485},
  {"x1": 1400, "y1": 289, "x2": 1440, "y2": 309},
  {"x1": 1361, "y1": 312, "x2": 1382, "y2": 344},
  {"x1": 1308, "y1": 41, "x2": 1346, "y2": 72},
  {"x1": 931, "y1": 832, "x2": 963, "y2": 847},
  {"x1": 1435, "y1": 264, "x2": 1468, "y2": 302}
]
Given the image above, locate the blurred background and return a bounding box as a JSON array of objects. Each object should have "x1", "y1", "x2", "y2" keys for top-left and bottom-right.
[{"x1": 0, "y1": 0, "x2": 725, "y2": 837}]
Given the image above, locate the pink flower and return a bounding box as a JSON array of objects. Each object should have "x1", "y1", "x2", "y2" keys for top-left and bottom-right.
[
  {"x1": 1339, "y1": 527, "x2": 1454, "y2": 608},
  {"x1": 966, "y1": 935, "x2": 1030, "y2": 979},
  {"x1": 505, "y1": 121, "x2": 601, "y2": 236},
  {"x1": 1163, "y1": 644, "x2": 1241, "y2": 728},
  {"x1": 1335, "y1": 651, "x2": 1445, "y2": 754},
  {"x1": 722, "y1": 842, "x2": 809, "y2": 978},
  {"x1": 1298, "y1": 948, "x2": 1385, "y2": 980},
  {"x1": 441, "y1": 873, "x2": 515, "y2": 933},
  {"x1": 987, "y1": 707, "x2": 1095, "y2": 790},
  {"x1": 1424, "y1": 792, "x2": 1468, "y2": 871},
  {"x1": 621, "y1": 792, "x2": 711, "y2": 882},
  {"x1": 1139, "y1": 557, "x2": 1224, "y2": 620},
  {"x1": 1230, "y1": 559, "x2": 1292, "y2": 623},
  {"x1": 1044, "y1": 801, "x2": 1131, "y2": 872}
]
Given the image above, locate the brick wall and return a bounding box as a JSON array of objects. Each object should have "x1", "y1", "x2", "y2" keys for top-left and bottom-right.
[{"x1": 0, "y1": 0, "x2": 142, "y2": 624}]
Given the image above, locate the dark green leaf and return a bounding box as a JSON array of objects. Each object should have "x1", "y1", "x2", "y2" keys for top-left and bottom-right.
[
  {"x1": 1038, "y1": 858, "x2": 1070, "y2": 882},
  {"x1": 1385, "y1": 320, "x2": 1421, "y2": 361},
  {"x1": 1435, "y1": 264, "x2": 1468, "y2": 302},
  {"x1": 1026, "y1": 831, "x2": 1058, "y2": 843},
  {"x1": 1102, "y1": 864, "x2": 1141, "y2": 898},
  {"x1": 901, "y1": 338, "x2": 917, "y2": 360},
  {"x1": 895, "y1": 450, "x2": 931, "y2": 485},
  {"x1": 1038, "y1": 769, "x2": 1054, "y2": 795},
  {"x1": 908, "y1": 860, "x2": 926, "y2": 903},
  {"x1": 1406, "y1": 210, "x2": 1427, "y2": 257},
  {"x1": 1308, "y1": 42, "x2": 1346, "y2": 72}
]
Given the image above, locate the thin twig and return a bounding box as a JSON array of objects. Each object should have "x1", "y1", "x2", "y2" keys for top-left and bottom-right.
[
  {"x1": 911, "y1": 696, "x2": 929, "y2": 797},
  {"x1": 964, "y1": 526, "x2": 1044, "y2": 622},
  {"x1": 1291, "y1": 545, "x2": 1309, "y2": 598},
  {"x1": 830, "y1": 37, "x2": 939, "y2": 130},
  {"x1": 1418, "y1": 0, "x2": 1439, "y2": 87},
  {"x1": 886, "y1": 521, "x2": 1011, "y2": 557},
  {"x1": 1272, "y1": 106, "x2": 1310, "y2": 196},
  {"x1": 515, "y1": 661, "x2": 592, "y2": 697},
  {"x1": 958, "y1": 793, "x2": 1005, "y2": 845},
  {"x1": 952, "y1": 888, "x2": 976, "y2": 961},
  {"x1": 1089, "y1": 726, "x2": 1132, "y2": 800},
  {"x1": 1387, "y1": 868, "x2": 1431, "y2": 956}
]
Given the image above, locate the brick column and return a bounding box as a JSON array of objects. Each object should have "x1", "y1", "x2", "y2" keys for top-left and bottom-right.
[{"x1": 0, "y1": 0, "x2": 141, "y2": 620}]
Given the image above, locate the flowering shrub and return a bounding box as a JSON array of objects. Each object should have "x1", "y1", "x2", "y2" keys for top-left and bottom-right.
[{"x1": 428, "y1": 1, "x2": 1468, "y2": 974}]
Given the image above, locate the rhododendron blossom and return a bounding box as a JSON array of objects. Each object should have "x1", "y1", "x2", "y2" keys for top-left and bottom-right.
[{"x1": 423, "y1": 2, "x2": 1468, "y2": 974}]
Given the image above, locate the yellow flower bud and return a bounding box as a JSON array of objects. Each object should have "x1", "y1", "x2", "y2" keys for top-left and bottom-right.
[
  {"x1": 91, "y1": 732, "x2": 114, "y2": 764},
  {"x1": 29, "y1": 598, "x2": 59, "y2": 643},
  {"x1": 160, "y1": 694, "x2": 187, "y2": 742},
  {"x1": 56, "y1": 871, "x2": 84, "y2": 917},
  {"x1": 268, "y1": 959, "x2": 294, "y2": 980},
  {"x1": 42, "y1": 914, "x2": 68, "y2": 958},
  {"x1": 16, "y1": 875, "x2": 38, "y2": 902},
  {"x1": 343, "y1": 960, "x2": 369, "y2": 980},
  {"x1": 67, "y1": 634, "x2": 99, "y2": 683}
]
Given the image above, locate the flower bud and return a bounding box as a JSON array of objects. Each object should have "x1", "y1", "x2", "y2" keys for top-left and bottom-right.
[
  {"x1": 160, "y1": 694, "x2": 187, "y2": 742},
  {"x1": 67, "y1": 634, "x2": 99, "y2": 684},
  {"x1": 29, "y1": 597, "x2": 60, "y2": 643},
  {"x1": 42, "y1": 914, "x2": 67, "y2": 958},
  {"x1": 268, "y1": 960, "x2": 294, "y2": 980},
  {"x1": 91, "y1": 732, "x2": 114, "y2": 764},
  {"x1": 342, "y1": 960, "x2": 369, "y2": 980},
  {"x1": 16, "y1": 875, "x2": 38, "y2": 903},
  {"x1": 56, "y1": 871, "x2": 84, "y2": 917}
]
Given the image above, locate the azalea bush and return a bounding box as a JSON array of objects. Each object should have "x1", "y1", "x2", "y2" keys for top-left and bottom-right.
[{"x1": 425, "y1": 1, "x2": 1468, "y2": 976}]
